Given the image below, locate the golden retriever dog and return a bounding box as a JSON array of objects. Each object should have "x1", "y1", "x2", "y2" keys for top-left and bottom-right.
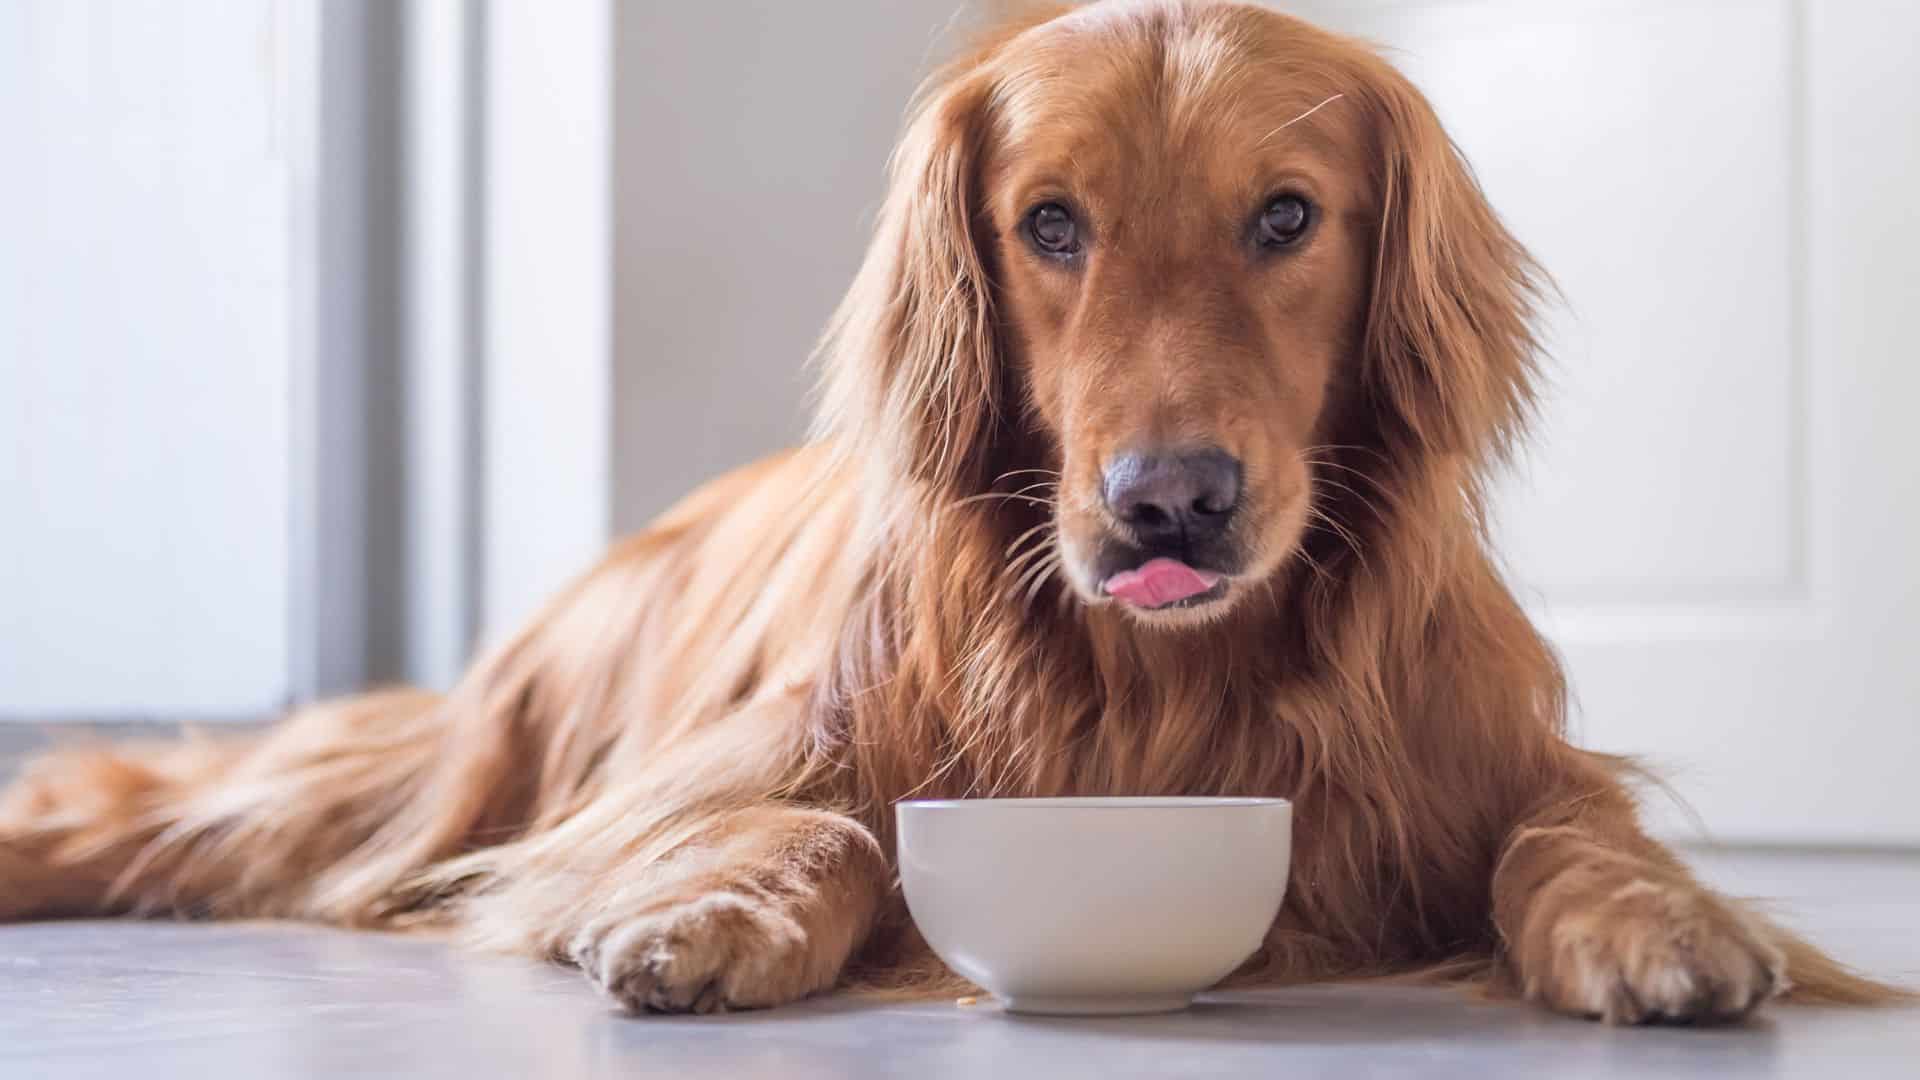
[{"x1": 0, "y1": 0, "x2": 1899, "y2": 1023}]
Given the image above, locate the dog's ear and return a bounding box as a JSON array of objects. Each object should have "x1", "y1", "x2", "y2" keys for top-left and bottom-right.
[
  {"x1": 1355, "y1": 62, "x2": 1546, "y2": 463},
  {"x1": 815, "y1": 67, "x2": 999, "y2": 494}
]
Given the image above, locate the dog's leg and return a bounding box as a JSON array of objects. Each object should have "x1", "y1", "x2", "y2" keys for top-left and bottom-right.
[
  {"x1": 560, "y1": 804, "x2": 888, "y2": 1014},
  {"x1": 1491, "y1": 784, "x2": 1786, "y2": 1025}
]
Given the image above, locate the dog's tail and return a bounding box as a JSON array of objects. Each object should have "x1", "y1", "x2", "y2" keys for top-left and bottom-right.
[
  {"x1": 0, "y1": 469, "x2": 831, "y2": 931},
  {"x1": 0, "y1": 688, "x2": 461, "y2": 923},
  {"x1": 0, "y1": 518, "x2": 747, "y2": 928}
]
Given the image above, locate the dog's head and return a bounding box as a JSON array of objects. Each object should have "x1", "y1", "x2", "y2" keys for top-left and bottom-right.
[{"x1": 820, "y1": 0, "x2": 1540, "y2": 629}]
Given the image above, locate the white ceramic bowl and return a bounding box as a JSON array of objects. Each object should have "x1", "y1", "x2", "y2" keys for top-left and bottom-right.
[{"x1": 895, "y1": 796, "x2": 1291, "y2": 1015}]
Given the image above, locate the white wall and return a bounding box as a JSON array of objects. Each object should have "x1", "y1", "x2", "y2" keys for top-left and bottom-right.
[{"x1": 609, "y1": 1, "x2": 981, "y2": 531}]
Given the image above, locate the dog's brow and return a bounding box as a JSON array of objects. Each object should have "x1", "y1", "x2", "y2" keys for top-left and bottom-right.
[{"x1": 1257, "y1": 93, "x2": 1346, "y2": 148}]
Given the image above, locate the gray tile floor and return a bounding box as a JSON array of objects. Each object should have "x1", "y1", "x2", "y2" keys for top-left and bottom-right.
[{"x1": 0, "y1": 849, "x2": 1913, "y2": 1079}]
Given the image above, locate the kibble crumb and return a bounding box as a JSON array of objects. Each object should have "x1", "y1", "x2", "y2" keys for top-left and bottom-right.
[{"x1": 956, "y1": 996, "x2": 979, "y2": 1007}]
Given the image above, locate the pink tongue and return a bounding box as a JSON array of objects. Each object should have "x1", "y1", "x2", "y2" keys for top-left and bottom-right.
[{"x1": 1103, "y1": 557, "x2": 1222, "y2": 608}]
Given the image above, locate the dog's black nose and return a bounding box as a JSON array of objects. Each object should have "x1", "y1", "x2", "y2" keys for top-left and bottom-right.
[{"x1": 1102, "y1": 446, "x2": 1242, "y2": 546}]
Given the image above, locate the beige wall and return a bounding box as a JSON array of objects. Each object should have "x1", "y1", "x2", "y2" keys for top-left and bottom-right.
[{"x1": 611, "y1": 2, "x2": 983, "y2": 532}]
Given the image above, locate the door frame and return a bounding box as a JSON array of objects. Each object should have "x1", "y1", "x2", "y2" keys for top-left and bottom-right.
[{"x1": 289, "y1": 0, "x2": 615, "y2": 705}]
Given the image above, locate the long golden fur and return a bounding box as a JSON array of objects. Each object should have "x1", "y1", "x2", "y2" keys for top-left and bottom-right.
[{"x1": 1, "y1": 0, "x2": 1902, "y2": 1023}]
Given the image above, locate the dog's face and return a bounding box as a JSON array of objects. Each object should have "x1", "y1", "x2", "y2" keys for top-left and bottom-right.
[
  {"x1": 983, "y1": 10, "x2": 1374, "y2": 625},
  {"x1": 823, "y1": 1, "x2": 1538, "y2": 632}
]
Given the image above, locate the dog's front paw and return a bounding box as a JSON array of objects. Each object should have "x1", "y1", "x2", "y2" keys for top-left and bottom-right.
[
  {"x1": 567, "y1": 890, "x2": 825, "y2": 1014},
  {"x1": 1523, "y1": 875, "x2": 1787, "y2": 1025}
]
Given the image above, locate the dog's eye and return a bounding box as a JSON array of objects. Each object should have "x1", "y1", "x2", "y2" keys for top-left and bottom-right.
[
  {"x1": 1257, "y1": 195, "x2": 1313, "y2": 248},
  {"x1": 1026, "y1": 203, "x2": 1080, "y2": 256}
]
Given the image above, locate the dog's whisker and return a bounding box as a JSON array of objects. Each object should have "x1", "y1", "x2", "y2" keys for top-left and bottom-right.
[
  {"x1": 1020, "y1": 553, "x2": 1064, "y2": 608},
  {"x1": 1257, "y1": 92, "x2": 1345, "y2": 147},
  {"x1": 990, "y1": 467, "x2": 1063, "y2": 484},
  {"x1": 1299, "y1": 454, "x2": 1397, "y2": 497},
  {"x1": 1011, "y1": 544, "x2": 1061, "y2": 594},
  {"x1": 1009, "y1": 546, "x2": 1063, "y2": 603},
  {"x1": 1306, "y1": 474, "x2": 1388, "y2": 522},
  {"x1": 950, "y1": 491, "x2": 1054, "y2": 510},
  {"x1": 1009, "y1": 548, "x2": 1058, "y2": 590},
  {"x1": 1004, "y1": 533, "x2": 1056, "y2": 574},
  {"x1": 1003, "y1": 521, "x2": 1056, "y2": 560}
]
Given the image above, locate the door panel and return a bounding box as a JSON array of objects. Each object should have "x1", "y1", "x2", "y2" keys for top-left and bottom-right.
[
  {"x1": 1287, "y1": 0, "x2": 1920, "y2": 842},
  {"x1": 0, "y1": 1, "x2": 295, "y2": 716}
]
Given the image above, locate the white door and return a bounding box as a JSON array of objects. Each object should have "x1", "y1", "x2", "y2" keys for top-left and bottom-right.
[
  {"x1": 0, "y1": 2, "x2": 301, "y2": 718},
  {"x1": 1289, "y1": 0, "x2": 1920, "y2": 843}
]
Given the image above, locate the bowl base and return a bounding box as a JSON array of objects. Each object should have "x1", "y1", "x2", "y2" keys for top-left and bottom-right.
[{"x1": 999, "y1": 992, "x2": 1193, "y2": 1016}]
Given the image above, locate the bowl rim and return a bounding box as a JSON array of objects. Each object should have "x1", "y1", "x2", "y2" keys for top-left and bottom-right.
[{"x1": 895, "y1": 796, "x2": 1290, "y2": 810}]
